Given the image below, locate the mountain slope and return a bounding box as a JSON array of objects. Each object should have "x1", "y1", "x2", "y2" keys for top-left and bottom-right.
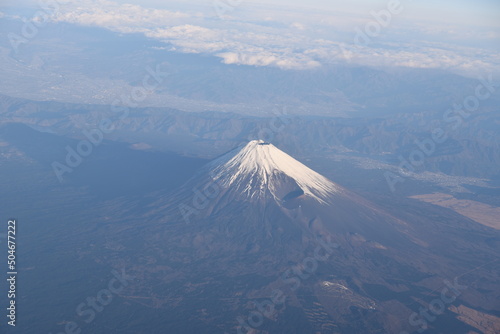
[
  {"x1": 206, "y1": 140, "x2": 339, "y2": 204},
  {"x1": 143, "y1": 140, "x2": 420, "y2": 251},
  {"x1": 93, "y1": 140, "x2": 499, "y2": 334}
]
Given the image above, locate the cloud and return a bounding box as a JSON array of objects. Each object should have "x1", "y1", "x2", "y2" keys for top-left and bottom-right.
[
  {"x1": 49, "y1": 0, "x2": 499, "y2": 75},
  {"x1": 54, "y1": 0, "x2": 191, "y2": 33},
  {"x1": 290, "y1": 22, "x2": 306, "y2": 30},
  {"x1": 217, "y1": 51, "x2": 321, "y2": 69},
  {"x1": 146, "y1": 24, "x2": 218, "y2": 41}
]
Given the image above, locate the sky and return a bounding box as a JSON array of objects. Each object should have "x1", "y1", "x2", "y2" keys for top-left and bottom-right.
[
  {"x1": 30, "y1": 0, "x2": 500, "y2": 27},
  {"x1": 2, "y1": 0, "x2": 499, "y2": 25},
  {"x1": 0, "y1": 0, "x2": 499, "y2": 76}
]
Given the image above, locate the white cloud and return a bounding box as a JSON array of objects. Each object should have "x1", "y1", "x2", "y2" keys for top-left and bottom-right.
[
  {"x1": 290, "y1": 22, "x2": 306, "y2": 30},
  {"x1": 217, "y1": 51, "x2": 320, "y2": 69},
  {"x1": 146, "y1": 24, "x2": 218, "y2": 41},
  {"x1": 49, "y1": 0, "x2": 500, "y2": 75},
  {"x1": 54, "y1": 0, "x2": 191, "y2": 32}
]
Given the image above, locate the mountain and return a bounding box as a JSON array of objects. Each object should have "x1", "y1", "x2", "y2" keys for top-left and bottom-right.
[
  {"x1": 0, "y1": 131, "x2": 497, "y2": 333},
  {"x1": 2, "y1": 94, "x2": 499, "y2": 184},
  {"x1": 146, "y1": 140, "x2": 419, "y2": 251},
  {"x1": 196, "y1": 139, "x2": 340, "y2": 203},
  {"x1": 91, "y1": 140, "x2": 498, "y2": 333}
]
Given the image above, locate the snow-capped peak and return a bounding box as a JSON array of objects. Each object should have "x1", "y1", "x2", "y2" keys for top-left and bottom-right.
[{"x1": 207, "y1": 140, "x2": 339, "y2": 203}]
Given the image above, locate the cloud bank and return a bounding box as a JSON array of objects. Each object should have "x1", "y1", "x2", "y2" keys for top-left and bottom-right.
[{"x1": 45, "y1": 0, "x2": 500, "y2": 75}]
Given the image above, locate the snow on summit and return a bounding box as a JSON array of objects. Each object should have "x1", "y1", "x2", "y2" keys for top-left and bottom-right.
[{"x1": 207, "y1": 140, "x2": 339, "y2": 203}]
